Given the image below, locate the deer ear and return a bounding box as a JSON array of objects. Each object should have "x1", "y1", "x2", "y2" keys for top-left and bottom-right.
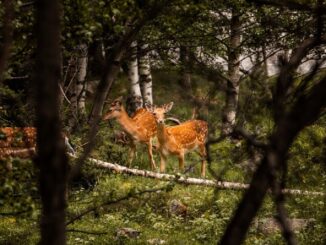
[
  {"x1": 113, "y1": 96, "x2": 123, "y2": 106},
  {"x1": 164, "y1": 102, "x2": 174, "y2": 113},
  {"x1": 145, "y1": 102, "x2": 156, "y2": 113},
  {"x1": 144, "y1": 101, "x2": 152, "y2": 111}
]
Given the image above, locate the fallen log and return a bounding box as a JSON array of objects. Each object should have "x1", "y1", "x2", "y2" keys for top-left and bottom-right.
[{"x1": 88, "y1": 157, "x2": 325, "y2": 196}]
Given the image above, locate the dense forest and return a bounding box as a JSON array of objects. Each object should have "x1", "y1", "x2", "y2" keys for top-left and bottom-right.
[{"x1": 0, "y1": 0, "x2": 325, "y2": 244}]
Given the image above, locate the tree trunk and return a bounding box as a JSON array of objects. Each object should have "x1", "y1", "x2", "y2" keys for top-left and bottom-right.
[
  {"x1": 67, "y1": 44, "x2": 88, "y2": 129},
  {"x1": 34, "y1": 0, "x2": 68, "y2": 244},
  {"x1": 138, "y1": 43, "x2": 153, "y2": 105},
  {"x1": 220, "y1": 36, "x2": 326, "y2": 244},
  {"x1": 75, "y1": 44, "x2": 88, "y2": 115},
  {"x1": 222, "y1": 9, "x2": 241, "y2": 135},
  {"x1": 0, "y1": 0, "x2": 13, "y2": 83},
  {"x1": 179, "y1": 45, "x2": 192, "y2": 94},
  {"x1": 87, "y1": 157, "x2": 324, "y2": 196},
  {"x1": 127, "y1": 41, "x2": 143, "y2": 114}
]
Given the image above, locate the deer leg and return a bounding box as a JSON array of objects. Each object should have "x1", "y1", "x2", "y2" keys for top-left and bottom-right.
[
  {"x1": 128, "y1": 141, "x2": 136, "y2": 167},
  {"x1": 199, "y1": 144, "x2": 206, "y2": 177},
  {"x1": 159, "y1": 151, "x2": 167, "y2": 173},
  {"x1": 147, "y1": 139, "x2": 157, "y2": 170},
  {"x1": 178, "y1": 152, "x2": 185, "y2": 172}
]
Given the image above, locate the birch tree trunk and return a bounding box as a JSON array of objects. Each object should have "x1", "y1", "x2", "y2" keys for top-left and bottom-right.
[
  {"x1": 67, "y1": 44, "x2": 88, "y2": 129},
  {"x1": 222, "y1": 9, "x2": 241, "y2": 135},
  {"x1": 127, "y1": 41, "x2": 143, "y2": 114},
  {"x1": 138, "y1": 43, "x2": 153, "y2": 105},
  {"x1": 179, "y1": 45, "x2": 192, "y2": 94},
  {"x1": 75, "y1": 44, "x2": 88, "y2": 115}
]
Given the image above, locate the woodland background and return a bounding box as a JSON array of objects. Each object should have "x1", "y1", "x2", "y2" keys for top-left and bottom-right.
[{"x1": 0, "y1": 0, "x2": 325, "y2": 244}]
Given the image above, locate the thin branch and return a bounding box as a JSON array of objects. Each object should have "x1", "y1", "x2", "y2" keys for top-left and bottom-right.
[
  {"x1": 59, "y1": 84, "x2": 71, "y2": 104},
  {"x1": 232, "y1": 127, "x2": 267, "y2": 149},
  {"x1": 0, "y1": 209, "x2": 30, "y2": 216},
  {"x1": 66, "y1": 229, "x2": 108, "y2": 235},
  {"x1": 66, "y1": 184, "x2": 171, "y2": 226}
]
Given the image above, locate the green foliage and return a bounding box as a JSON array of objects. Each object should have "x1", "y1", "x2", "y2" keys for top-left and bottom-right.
[{"x1": 0, "y1": 158, "x2": 38, "y2": 216}]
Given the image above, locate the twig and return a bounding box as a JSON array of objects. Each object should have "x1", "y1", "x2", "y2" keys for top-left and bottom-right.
[
  {"x1": 232, "y1": 127, "x2": 267, "y2": 149},
  {"x1": 59, "y1": 83, "x2": 71, "y2": 104},
  {"x1": 66, "y1": 184, "x2": 170, "y2": 226},
  {"x1": 0, "y1": 209, "x2": 30, "y2": 216},
  {"x1": 66, "y1": 229, "x2": 108, "y2": 235}
]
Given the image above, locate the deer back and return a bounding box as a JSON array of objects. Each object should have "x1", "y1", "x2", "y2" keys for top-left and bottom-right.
[
  {"x1": 166, "y1": 120, "x2": 208, "y2": 149},
  {"x1": 0, "y1": 127, "x2": 36, "y2": 148},
  {"x1": 132, "y1": 108, "x2": 157, "y2": 138}
]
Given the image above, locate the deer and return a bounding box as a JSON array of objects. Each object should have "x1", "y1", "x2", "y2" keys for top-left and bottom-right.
[
  {"x1": 102, "y1": 97, "x2": 158, "y2": 170},
  {"x1": 147, "y1": 102, "x2": 208, "y2": 177},
  {"x1": 0, "y1": 127, "x2": 76, "y2": 170}
]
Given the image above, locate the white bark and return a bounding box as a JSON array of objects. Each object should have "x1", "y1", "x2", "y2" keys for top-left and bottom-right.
[
  {"x1": 222, "y1": 9, "x2": 241, "y2": 135},
  {"x1": 87, "y1": 157, "x2": 324, "y2": 196},
  {"x1": 128, "y1": 41, "x2": 143, "y2": 111},
  {"x1": 75, "y1": 44, "x2": 88, "y2": 115},
  {"x1": 138, "y1": 43, "x2": 153, "y2": 105}
]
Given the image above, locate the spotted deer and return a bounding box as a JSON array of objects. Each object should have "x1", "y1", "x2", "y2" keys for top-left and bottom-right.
[
  {"x1": 103, "y1": 97, "x2": 158, "y2": 170},
  {"x1": 0, "y1": 127, "x2": 75, "y2": 163},
  {"x1": 147, "y1": 102, "x2": 208, "y2": 177}
]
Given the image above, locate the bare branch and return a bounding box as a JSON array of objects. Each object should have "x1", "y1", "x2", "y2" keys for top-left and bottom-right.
[
  {"x1": 232, "y1": 127, "x2": 267, "y2": 149},
  {"x1": 66, "y1": 184, "x2": 171, "y2": 226},
  {"x1": 66, "y1": 229, "x2": 108, "y2": 235}
]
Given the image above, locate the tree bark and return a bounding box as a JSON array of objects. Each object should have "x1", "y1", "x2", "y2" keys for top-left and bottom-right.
[
  {"x1": 220, "y1": 64, "x2": 326, "y2": 245},
  {"x1": 139, "y1": 43, "x2": 153, "y2": 105},
  {"x1": 0, "y1": 0, "x2": 14, "y2": 83},
  {"x1": 34, "y1": 0, "x2": 68, "y2": 244},
  {"x1": 222, "y1": 9, "x2": 241, "y2": 135},
  {"x1": 84, "y1": 157, "x2": 323, "y2": 196},
  {"x1": 75, "y1": 44, "x2": 88, "y2": 115},
  {"x1": 179, "y1": 45, "x2": 192, "y2": 93},
  {"x1": 127, "y1": 41, "x2": 143, "y2": 114}
]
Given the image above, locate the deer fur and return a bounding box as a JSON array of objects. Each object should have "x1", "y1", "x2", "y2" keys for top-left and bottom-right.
[
  {"x1": 103, "y1": 97, "x2": 157, "y2": 170},
  {"x1": 147, "y1": 102, "x2": 208, "y2": 177}
]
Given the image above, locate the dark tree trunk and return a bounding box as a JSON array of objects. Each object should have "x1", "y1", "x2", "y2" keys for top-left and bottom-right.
[
  {"x1": 219, "y1": 34, "x2": 326, "y2": 244},
  {"x1": 222, "y1": 9, "x2": 241, "y2": 135},
  {"x1": 34, "y1": 0, "x2": 68, "y2": 244},
  {"x1": 0, "y1": 0, "x2": 14, "y2": 83}
]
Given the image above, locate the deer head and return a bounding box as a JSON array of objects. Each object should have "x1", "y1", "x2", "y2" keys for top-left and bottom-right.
[
  {"x1": 103, "y1": 97, "x2": 123, "y2": 120},
  {"x1": 146, "y1": 102, "x2": 174, "y2": 124}
]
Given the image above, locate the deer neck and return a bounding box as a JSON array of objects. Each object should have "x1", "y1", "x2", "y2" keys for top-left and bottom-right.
[
  {"x1": 156, "y1": 122, "x2": 170, "y2": 144},
  {"x1": 116, "y1": 108, "x2": 139, "y2": 136}
]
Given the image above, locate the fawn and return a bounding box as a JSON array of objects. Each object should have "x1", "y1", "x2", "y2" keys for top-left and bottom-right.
[
  {"x1": 0, "y1": 127, "x2": 75, "y2": 160},
  {"x1": 147, "y1": 102, "x2": 208, "y2": 177},
  {"x1": 103, "y1": 97, "x2": 158, "y2": 170}
]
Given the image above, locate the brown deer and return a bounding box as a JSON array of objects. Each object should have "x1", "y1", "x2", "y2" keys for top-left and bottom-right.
[
  {"x1": 102, "y1": 97, "x2": 158, "y2": 170},
  {"x1": 147, "y1": 102, "x2": 208, "y2": 177},
  {"x1": 0, "y1": 127, "x2": 75, "y2": 164}
]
